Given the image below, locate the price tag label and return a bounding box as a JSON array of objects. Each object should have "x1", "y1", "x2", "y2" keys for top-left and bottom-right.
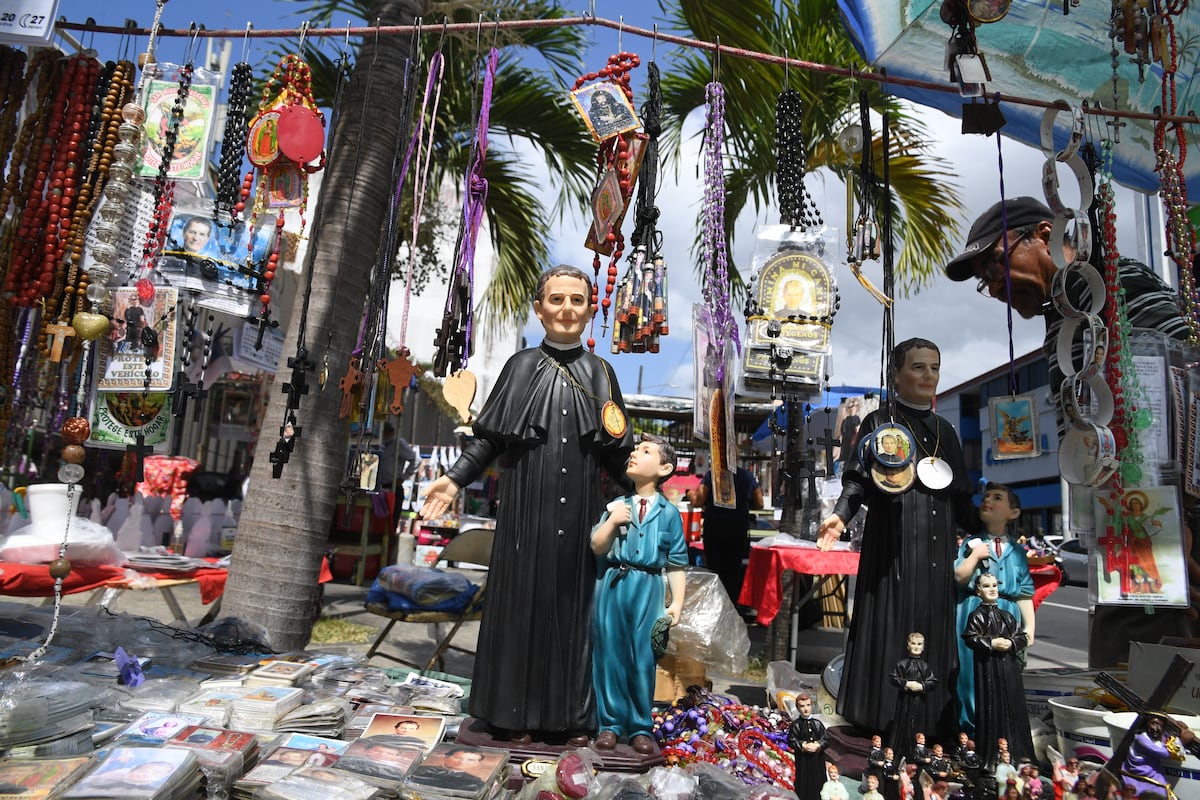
[{"x1": 0, "y1": 0, "x2": 61, "y2": 47}]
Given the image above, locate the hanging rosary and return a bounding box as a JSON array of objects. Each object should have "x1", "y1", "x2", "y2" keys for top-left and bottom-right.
[
  {"x1": 269, "y1": 51, "x2": 353, "y2": 478},
  {"x1": 433, "y1": 45, "x2": 499, "y2": 424},
  {"x1": 612, "y1": 59, "x2": 668, "y2": 355},
  {"x1": 572, "y1": 49, "x2": 645, "y2": 349},
  {"x1": 243, "y1": 49, "x2": 327, "y2": 347}
]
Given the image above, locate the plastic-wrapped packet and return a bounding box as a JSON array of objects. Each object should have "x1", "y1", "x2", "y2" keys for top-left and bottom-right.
[
  {"x1": 593, "y1": 774, "x2": 652, "y2": 800},
  {"x1": 746, "y1": 784, "x2": 798, "y2": 800},
  {"x1": 119, "y1": 676, "x2": 205, "y2": 713},
  {"x1": 764, "y1": 661, "x2": 815, "y2": 715},
  {"x1": 515, "y1": 748, "x2": 598, "y2": 800},
  {"x1": 686, "y1": 762, "x2": 751, "y2": 800},
  {"x1": 646, "y1": 765, "x2": 697, "y2": 800}
]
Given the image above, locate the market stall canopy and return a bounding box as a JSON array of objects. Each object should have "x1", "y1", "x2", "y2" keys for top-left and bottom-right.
[{"x1": 837, "y1": 1, "x2": 1200, "y2": 194}]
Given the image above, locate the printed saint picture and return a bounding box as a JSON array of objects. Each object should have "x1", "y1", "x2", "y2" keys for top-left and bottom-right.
[
  {"x1": 155, "y1": 206, "x2": 275, "y2": 315},
  {"x1": 363, "y1": 712, "x2": 447, "y2": 754},
  {"x1": 96, "y1": 286, "x2": 178, "y2": 391},
  {"x1": 1093, "y1": 486, "x2": 1187, "y2": 607},
  {"x1": 61, "y1": 746, "x2": 194, "y2": 799},
  {"x1": 989, "y1": 394, "x2": 1041, "y2": 460},
  {"x1": 570, "y1": 81, "x2": 641, "y2": 142},
  {"x1": 870, "y1": 425, "x2": 911, "y2": 466}
]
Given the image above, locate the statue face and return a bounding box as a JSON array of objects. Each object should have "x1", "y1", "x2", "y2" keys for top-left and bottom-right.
[
  {"x1": 534, "y1": 274, "x2": 593, "y2": 344},
  {"x1": 977, "y1": 575, "x2": 1000, "y2": 602},
  {"x1": 894, "y1": 347, "x2": 940, "y2": 405},
  {"x1": 980, "y1": 487, "x2": 1020, "y2": 528},
  {"x1": 797, "y1": 696, "x2": 813, "y2": 717},
  {"x1": 907, "y1": 635, "x2": 925, "y2": 656}
]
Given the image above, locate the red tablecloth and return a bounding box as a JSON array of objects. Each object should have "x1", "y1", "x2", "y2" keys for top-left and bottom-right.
[
  {"x1": 739, "y1": 545, "x2": 861, "y2": 626},
  {"x1": 738, "y1": 546, "x2": 1063, "y2": 627},
  {"x1": 0, "y1": 559, "x2": 334, "y2": 605}
]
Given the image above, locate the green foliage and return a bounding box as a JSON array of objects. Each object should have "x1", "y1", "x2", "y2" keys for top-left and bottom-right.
[
  {"x1": 272, "y1": 0, "x2": 596, "y2": 328},
  {"x1": 656, "y1": 0, "x2": 965, "y2": 295}
]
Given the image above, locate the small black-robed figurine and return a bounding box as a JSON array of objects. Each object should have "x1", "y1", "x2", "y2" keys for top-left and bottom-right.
[
  {"x1": 890, "y1": 631, "x2": 937, "y2": 761},
  {"x1": 787, "y1": 692, "x2": 829, "y2": 800},
  {"x1": 963, "y1": 573, "x2": 1035, "y2": 769}
]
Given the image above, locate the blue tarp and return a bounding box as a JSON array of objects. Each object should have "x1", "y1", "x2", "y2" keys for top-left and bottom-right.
[
  {"x1": 837, "y1": 0, "x2": 1200, "y2": 195},
  {"x1": 751, "y1": 385, "x2": 885, "y2": 450}
]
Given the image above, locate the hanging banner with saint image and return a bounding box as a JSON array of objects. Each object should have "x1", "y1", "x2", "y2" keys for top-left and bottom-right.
[
  {"x1": 88, "y1": 391, "x2": 173, "y2": 450},
  {"x1": 96, "y1": 286, "x2": 179, "y2": 391},
  {"x1": 137, "y1": 63, "x2": 220, "y2": 181},
  {"x1": 154, "y1": 199, "x2": 276, "y2": 316},
  {"x1": 1093, "y1": 486, "x2": 1188, "y2": 607}
]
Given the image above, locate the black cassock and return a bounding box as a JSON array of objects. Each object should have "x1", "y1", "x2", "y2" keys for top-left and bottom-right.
[
  {"x1": 832, "y1": 405, "x2": 973, "y2": 739},
  {"x1": 788, "y1": 714, "x2": 828, "y2": 800},
  {"x1": 879, "y1": 758, "x2": 901, "y2": 800},
  {"x1": 446, "y1": 342, "x2": 633, "y2": 734},
  {"x1": 889, "y1": 657, "x2": 936, "y2": 767},
  {"x1": 963, "y1": 603, "x2": 1034, "y2": 769}
]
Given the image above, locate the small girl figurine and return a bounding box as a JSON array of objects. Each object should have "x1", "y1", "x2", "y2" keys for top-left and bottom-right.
[
  {"x1": 954, "y1": 482, "x2": 1034, "y2": 734},
  {"x1": 591, "y1": 433, "x2": 686, "y2": 755}
]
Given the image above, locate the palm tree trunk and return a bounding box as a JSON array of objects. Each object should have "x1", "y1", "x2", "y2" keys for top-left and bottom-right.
[{"x1": 221, "y1": 0, "x2": 423, "y2": 650}]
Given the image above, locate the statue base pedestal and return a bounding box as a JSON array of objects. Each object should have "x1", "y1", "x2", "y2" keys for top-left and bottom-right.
[{"x1": 455, "y1": 716, "x2": 664, "y2": 786}]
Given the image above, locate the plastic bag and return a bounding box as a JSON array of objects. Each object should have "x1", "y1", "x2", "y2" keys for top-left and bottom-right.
[{"x1": 667, "y1": 568, "x2": 750, "y2": 674}]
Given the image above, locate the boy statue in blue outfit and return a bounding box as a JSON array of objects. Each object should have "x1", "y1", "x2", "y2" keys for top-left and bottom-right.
[
  {"x1": 954, "y1": 482, "x2": 1035, "y2": 735},
  {"x1": 591, "y1": 433, "x2": 687, "y2": 755}
]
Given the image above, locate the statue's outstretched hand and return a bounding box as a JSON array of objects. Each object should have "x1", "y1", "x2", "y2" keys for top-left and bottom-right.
[
  {"x1": 420, "y1": 476, "x2": 459, "y2": 520},
  {"x1": 817, "y1": 515, "x2": 845, "y2": 551}
]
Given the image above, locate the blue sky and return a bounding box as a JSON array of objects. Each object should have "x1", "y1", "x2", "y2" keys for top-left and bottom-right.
[{"x1": 53, "y1": 1, "x2": 1163, "y2": 401}]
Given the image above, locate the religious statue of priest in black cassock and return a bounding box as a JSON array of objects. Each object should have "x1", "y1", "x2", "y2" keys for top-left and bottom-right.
[
  {"x1": 788, "y1": 693, "x2": 829, "y2": 800},
  {"x1": 420, "y1": 265, "x2": 634, "y2": 746},
  {"x1": 962, "y1": 572, "x2": 1035, "y2": 770}
]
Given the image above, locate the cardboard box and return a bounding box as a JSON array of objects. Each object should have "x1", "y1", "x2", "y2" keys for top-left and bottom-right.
[
  {"x1": 654, "y1": 654, "x2": 708, "y2": 703},
  {"x1": 1127, "y1": 641, "x2": 1200, "y2": 714}
]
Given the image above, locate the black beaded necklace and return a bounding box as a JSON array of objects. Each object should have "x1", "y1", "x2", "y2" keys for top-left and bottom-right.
[
  {"x1": 775, "y1": 88, "x2": 822, "y2": 230},
  {"x1": 216, "y1": 61, "x2": 252, "y2": 220},
  {"x1": 138, "y1": 62, "x2": 193, "y2": 278}
]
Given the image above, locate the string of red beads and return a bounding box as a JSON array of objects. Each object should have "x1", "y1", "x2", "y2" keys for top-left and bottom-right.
[
  {"x1": 6, "y1": 54, "x2": 98, "y2": 306},
  {"x1": 575, "y1": 52, "x2": 641, "y2": 350}
]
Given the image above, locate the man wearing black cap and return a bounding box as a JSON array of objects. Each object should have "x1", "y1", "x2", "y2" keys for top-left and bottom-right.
[
  {"x1": 944, "y1": 196, "x2": 1189, "y2": 437},
  {"x1": 943, "y1": 196, "x2": 1196, "y2": 667}
]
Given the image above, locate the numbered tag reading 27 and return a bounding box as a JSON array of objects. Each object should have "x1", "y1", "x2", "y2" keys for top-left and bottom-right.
[{"x1": 0, "y1": 0, "x2": 60, "y2": 47}]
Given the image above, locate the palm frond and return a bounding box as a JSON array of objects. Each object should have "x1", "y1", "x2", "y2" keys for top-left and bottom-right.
[{"x1": 655, "y1": 0, "x2": 965, "y2": 291}]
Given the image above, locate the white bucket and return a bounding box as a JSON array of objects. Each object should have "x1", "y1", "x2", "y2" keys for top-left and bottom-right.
[
  {"x1": 1047, "y1": 695, "x2": 1113, "y2": 766},
  {"x1": 1103, "y1": 711, "x2": 1200, "y2": 795},
  {"x1": 24, "y1": 484, "x2": 82, "y2": 525}
]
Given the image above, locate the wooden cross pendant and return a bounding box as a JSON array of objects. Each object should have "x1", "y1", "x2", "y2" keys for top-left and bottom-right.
[
  {"x1": 379, "y1": 348, "x2": 425, "y2": 415},
  {"x1": 46, "y1": 321, "x2": 76, "y2": 363},
  {"x1": 338, "y1": 356, "x2": 363, "y2": 419}
]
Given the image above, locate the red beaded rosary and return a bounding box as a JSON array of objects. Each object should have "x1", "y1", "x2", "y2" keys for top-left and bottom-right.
[
  {"x1": 242, "y1": 52, "x2": 326, "y2": 341},
  {"x1": 573, "y1": 51, "x2": 643, "y2": 350}
]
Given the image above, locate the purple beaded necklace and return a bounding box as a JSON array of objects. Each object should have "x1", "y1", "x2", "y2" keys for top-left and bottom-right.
[{"x1": 700, "y1": 81, "x2": 740, "y2": 381}]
